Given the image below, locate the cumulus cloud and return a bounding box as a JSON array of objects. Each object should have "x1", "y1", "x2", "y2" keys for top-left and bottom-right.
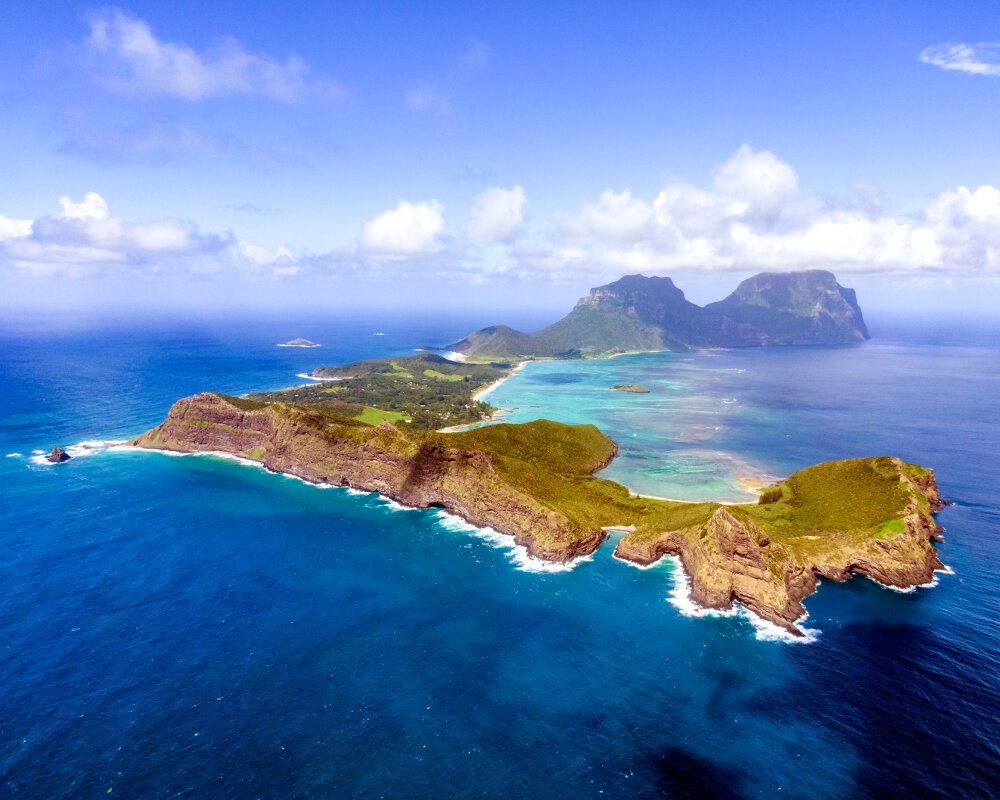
[
  {"x1": 361, "y1": 200, "x2": 446, "y2": 256},
  {"x1": 58, "y1": 192, "x2": 109, "y2": 220},
  {"x1": 465, "y1": 186, "x2": 526, "y2": 242},
  {"x1": 920, "y1": 42, "x2": 1000, "y2": 77},
  {"x1": 531, "y1": 145, "x2": 1000, "y2": 278},
  {"x1": 569, "y1": 189, "x2": 654, "y2": 242},
  {"x1": 85, "y1": 8, "x2": 340, "y2": 101},
  {"x1": 6, "y1": 152, "x2": 1000, "y2": 288},
  {"x1": 0, "y1": 214, "x2": 33, "y2": 241},
  {"x1": 713, "y1": 144, "x2": 798, "y2": 220},
  {"x1": 238, "y1": 241, "x2": 298, "y2": 276},
  {"x1": 0, "y1": 192, "x2": 228, "y2": 273}
]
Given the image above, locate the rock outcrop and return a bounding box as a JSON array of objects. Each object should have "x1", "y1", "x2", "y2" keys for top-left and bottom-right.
[{"x1": 46, "y1": 447, "x2": 71, "y2": 463}]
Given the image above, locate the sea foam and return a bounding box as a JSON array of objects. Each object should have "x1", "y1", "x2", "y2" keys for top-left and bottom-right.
[
  {"x1": 29, "y1": 439, "x2": 125, "y2": 465},
  {"x1": 632, "y1": 554, "x2": 821, "y2": 643},
  {"x1": 432, "y1": 509, "x2": 592, "y2": 573}
]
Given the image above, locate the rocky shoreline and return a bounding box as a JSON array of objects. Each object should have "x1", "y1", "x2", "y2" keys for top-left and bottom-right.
[{"x1": 129, "y1": 393, "x2": 947, "y2": 637}]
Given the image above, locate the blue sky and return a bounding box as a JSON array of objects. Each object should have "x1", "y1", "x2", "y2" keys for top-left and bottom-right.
[{"x1": 2, "y1": 1, "x2": 999, "y2": 317}]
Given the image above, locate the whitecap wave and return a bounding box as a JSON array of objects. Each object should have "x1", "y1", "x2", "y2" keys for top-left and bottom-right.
[
  {"x1": 29, "y1": 439, "x2": 125, "y2": 465},
  {"x1": 866, "y1": 564, "x2": 954, "y2": 593},
  {"x1": 380, "y1": 497, "x2": 419, "y2": 512},
  {"x1": 296, "y1": 373, "x2": 342, "y2": 382},
  {"x1": 741, "y1": 609, "x2": 819, "y2": 644},
  {"x1": 6, "y1": 452, "x2": 22, "y2": 458},
  {"x1": 613, "y1": 553, "x2": 669, "y2": 570},
  {"x1": 664, "y1": 555, "x2": 818, "y2": 643},
  {"x1": 433, "y1": 509, "x2": 591, "y2": 573}
]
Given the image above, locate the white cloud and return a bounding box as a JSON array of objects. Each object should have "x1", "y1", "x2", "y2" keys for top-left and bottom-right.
[
  {"x1": 570, "y1": 189, "x2": 654, "y2": 241},
  {"x1": 536, "y1": 145, "x2": 1000, "y2": 278},
  {"x1": 1, "y1": 192, "x2": 227, "y2": 273},
  {"x1": 6, "y1": 151, "x2": 1000, "y2": 288},
  {"x1": 58, "y1": 192, "x2": 109, "y2": 220},
  {"x1": 920, "y1": 42, "x2": 1000, "y2": 77},
  {"x1": 713, "y1": 144, "x2": 798, "y2": 220},
  {"x1": 238, "y1": 241, "x2": 299, "y2": 276},
  {"x1": 465, "y1": 186, "x2": 526, "y2": 242},
  {"x1": 85, "y1": 8, "x2": 340, "y2": 101},
  {"x1": 653, "y1": 183, "x2": 746, "y2": 238},
  {"x1": 361, "y1": 200, "x2": 446, "y2": 256},
  {"x1": 0, "y1": 214, "x2": 33, "y2": 241}
]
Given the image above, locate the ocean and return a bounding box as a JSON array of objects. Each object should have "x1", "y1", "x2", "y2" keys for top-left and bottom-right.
[{"x1": 1, "y1": 313, "x2": 998, "y2": 798}]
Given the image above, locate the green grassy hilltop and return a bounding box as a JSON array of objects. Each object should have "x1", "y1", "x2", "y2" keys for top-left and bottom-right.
[{"x1": 251, "y1": 353, "x2": 508, "y2": 430}]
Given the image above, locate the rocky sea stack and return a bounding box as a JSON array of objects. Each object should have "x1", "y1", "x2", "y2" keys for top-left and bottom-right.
[{"x1": 46, "y1": 447, "x2": 71, "y2": 463}]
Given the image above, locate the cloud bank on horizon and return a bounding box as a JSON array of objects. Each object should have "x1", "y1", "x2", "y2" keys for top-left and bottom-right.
[{"x1": 2, "y1": 145, "x2": 999, "y2": 283}]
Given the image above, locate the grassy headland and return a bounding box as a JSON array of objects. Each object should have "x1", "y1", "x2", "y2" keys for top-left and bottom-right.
[{"x1": 129, "y1": 390, "x2": 945, "y2": 636}]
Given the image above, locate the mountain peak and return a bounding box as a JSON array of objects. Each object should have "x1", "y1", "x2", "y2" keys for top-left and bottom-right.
[{"x1": 448, "y1": 270, "x2": 869, "y2": 358}]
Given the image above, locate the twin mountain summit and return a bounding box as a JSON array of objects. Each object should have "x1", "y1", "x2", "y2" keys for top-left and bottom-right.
[{"x1": 446, "y1": 269, "x2": 869, "y2": 359}]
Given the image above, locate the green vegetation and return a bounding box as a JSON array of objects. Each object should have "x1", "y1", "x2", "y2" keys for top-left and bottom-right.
[
  {"x1": 704, "y1": 270, "x2": 869, "y2": 343},
  {"x1": 424, "y1": 369, "x2": 465, "y2": 382},
  {"x1": 354, "y1": 407, "x2": 407, "y2": 425},
  {"x1": 249, "y1": 353, "x2": 507, "y2": 430},
  {"x1": 426, "y1": 419, "x2": 716, "y2": 549},
  {"x1": 741, "y1": 457, "x2": 915, "y2": 555},
  {"x1": 758, "y1": 485, "x2": 783, "y2": 504},
  {"x1": 245, "y1": 446, "x2": 266, "y2": 461},
  {"x1": 875, "y1": 518, "x2": 906, "y2": 539}
]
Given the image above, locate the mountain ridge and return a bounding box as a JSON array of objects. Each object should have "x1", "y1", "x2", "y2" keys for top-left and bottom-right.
[{"x1": 448, "y1": 270, "x2": 869, "y2": 359}]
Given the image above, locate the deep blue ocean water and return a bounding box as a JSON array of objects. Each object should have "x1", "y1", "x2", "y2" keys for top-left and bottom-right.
[{"x1": 1, "y1": 314, "x2": 998, "y2": 799}]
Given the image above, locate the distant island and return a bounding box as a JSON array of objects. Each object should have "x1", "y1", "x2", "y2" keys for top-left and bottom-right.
[
  {"x1": 128, "y1": 270, "x2": 947, "y2": 636},
  {"x1": 278, "y1": 338, "x2": 319, "y2": 348},
  {"x1": 612, "y1": 384, "x2": 650, "y2": 393},
  {"x1": 447, "y1": 270, "x2": 869, "y2": 360}
]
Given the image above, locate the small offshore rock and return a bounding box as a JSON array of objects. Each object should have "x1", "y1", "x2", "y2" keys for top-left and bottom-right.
[{"x1": 47, "y1": 446, "x2": 71, "y2": 463}]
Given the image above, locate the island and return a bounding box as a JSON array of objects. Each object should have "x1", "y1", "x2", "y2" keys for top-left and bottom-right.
[
  {"x1": 127, "y1": 270, "x2": 946, "y2": 636},
  {"x1": 278, "y1": 338, "x2": 319, "y2": 348},
  {"x1": 612, "y1": 384, "x2": 650, "y2": 393},
  {"x1": 446, "y1": 269, "x2": 869, "y2": 360},
  {"x1": 128, "y1": 392, "x2": 946, "y2": 637}
]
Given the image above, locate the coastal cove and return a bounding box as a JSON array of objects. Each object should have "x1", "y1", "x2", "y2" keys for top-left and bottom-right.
[{"x1": 1, "y1": 316, "x2": 998, "y2": 797}]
